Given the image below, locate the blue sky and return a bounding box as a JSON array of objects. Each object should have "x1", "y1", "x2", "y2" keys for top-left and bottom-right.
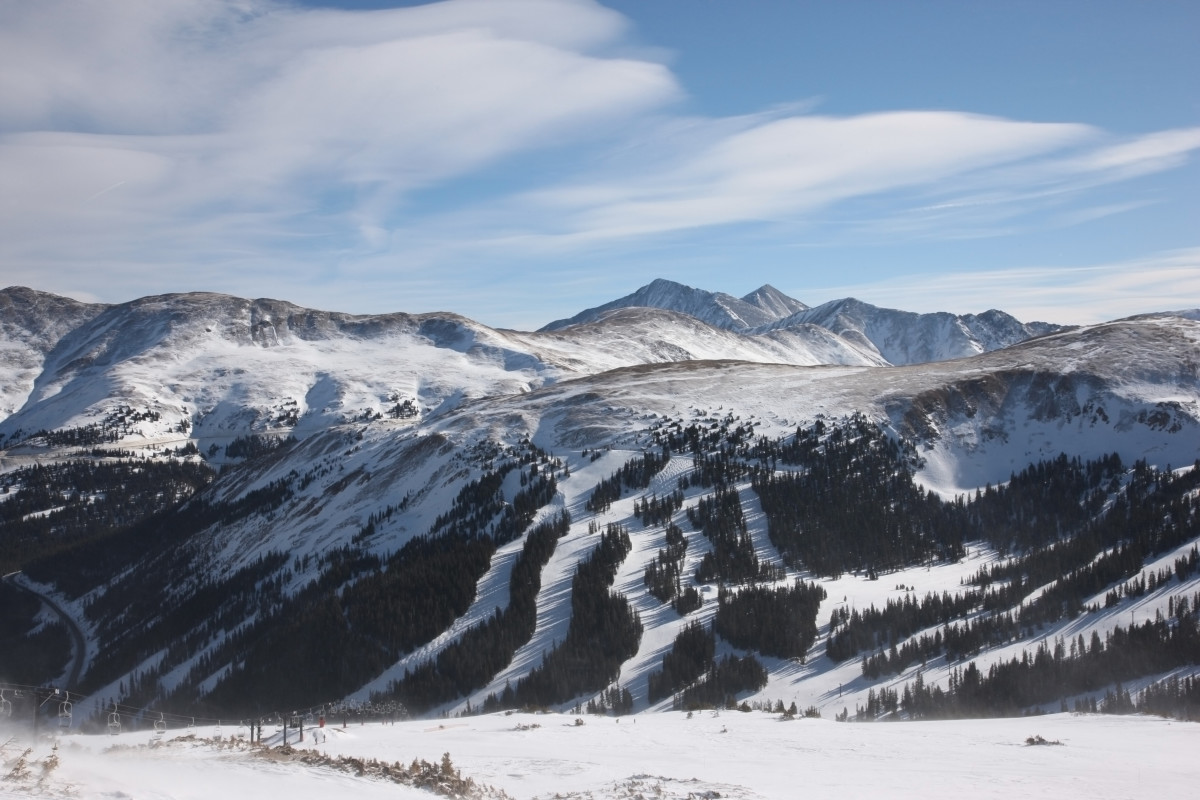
[{"x1": 1, "y1": 0, "x2": 1196, "y2": 329}]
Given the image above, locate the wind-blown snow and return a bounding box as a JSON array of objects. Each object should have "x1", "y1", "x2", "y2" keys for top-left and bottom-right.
[{"x1": 2, "y1": 711, "x2": 1196, "y2": 799}]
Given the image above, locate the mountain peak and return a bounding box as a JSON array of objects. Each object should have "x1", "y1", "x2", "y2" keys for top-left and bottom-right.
[
  {"x1": 741, "y1": 284, "x2": 809, "y2": 318},
  {"x1": 539, "y1": 279, "x2": 807, "y2": 332},
  {"x1": 764, "y1": 297, "x2": 1063, "y2": 365}
]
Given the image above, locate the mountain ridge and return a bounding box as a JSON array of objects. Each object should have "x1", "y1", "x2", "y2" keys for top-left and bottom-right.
[
  {"x1": 539, "y1": 278, "x2": 805, "y2": 332},
  {"x1": 1, "y1": 279, "x2": 1038, "y2": 445},
  {"x1": 2, "y1": 283, "x2": 1198, "y2": 727}
]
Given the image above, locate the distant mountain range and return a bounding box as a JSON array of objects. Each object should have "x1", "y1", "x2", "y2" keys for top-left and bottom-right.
[
  {"x1": 1, "y1": 280, "x2": 1198, "y2": 728},
  {"x1": 0, "y1": 280, "x2": 1062, "y2": 438},
  {"x1": 541, "y1": 279, "x2": 811, "y2": 331},
  {"x1": 540, "y1": 278, "x2": 1061, "y2": 365}
]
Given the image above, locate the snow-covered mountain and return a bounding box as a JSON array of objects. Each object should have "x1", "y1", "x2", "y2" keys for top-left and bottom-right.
[
  {"x1": 540, "y1": 278, "x2": 809, "y2": 332},
  {"x1": 0, "y1": 282, "x2": 1062, "y2": 447},
  {"x1": 741, "y1": 283, "x2": 811, "y2": 320},
  {"x1": 0, "y1": 286, "x2": 105, "y2": 421},
  {"x1": 0, "y1": 284, "x2": 878, "y2": 447},
  {"x1": 540, "y1": 279, "x2": 1059, "y2": 366},
  {"x1": 1, "y1": 283, "x2": 1198, "y2": 730},
  {"x1": 758, "y1": 296, "x2": 1062, "y2": 365},
  {"x1": 0, "y1": 289, "x2": 569, "y2": 449}
]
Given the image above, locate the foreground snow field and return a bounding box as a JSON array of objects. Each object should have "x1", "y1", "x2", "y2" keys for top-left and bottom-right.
[{"x1": 2, "y1": 711, "x2": 1196, "y2": 799}]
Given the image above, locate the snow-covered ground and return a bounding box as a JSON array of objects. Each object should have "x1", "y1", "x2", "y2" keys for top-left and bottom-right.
[{"x1": 2, "y1": 711, "x2": 1196, "y2": 799}]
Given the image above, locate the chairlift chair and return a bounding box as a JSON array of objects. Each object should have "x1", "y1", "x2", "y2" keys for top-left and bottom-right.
[
  {"x1": 58, "y1": 699, "x2": 73, "y2": 729},
  {"x1": 154, "y1": 713, "x2": 166, "y2": 736},
  {"x1": 107, "y1": 706, "x2": 122, "y2": 736},
  {"x1": 0, "y1": 690, "x2": 11, "y2": 718}
]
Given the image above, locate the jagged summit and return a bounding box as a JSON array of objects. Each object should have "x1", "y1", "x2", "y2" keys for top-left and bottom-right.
[
  {"x1": 761, "y1": 296, "x2": 1061, "y2": 366},
  {"x1": 539, "y1": 279, "x2": 1062, "y2": 367},
  {"x1": 539, "y1": 278, "x2": 807, "y2": 332},
  {"x1": 740, "y1": 283, "x2": 809, "y2": 319}
]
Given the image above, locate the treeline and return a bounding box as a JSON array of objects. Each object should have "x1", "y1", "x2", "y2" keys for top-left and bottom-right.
[
  {"x1": 1132, "y1": 672, "x2": 1200, "y2": 720},
  {"x1": 971, "y1": 457, "x2": 1200, "y2": 592},
  {"x1": 198, "y1": 448, "x2": 567, "y2": 713},
  {"x1": 966, "y1": 453, "x2": 1123, "y2": 553},
  {"x1": 428, "y1": 466, "x2": 515, "y2": 539},
  {"x1": 585, "y1": 684, "x2": 635, "y2": 715},
  {"x1": 685, "y1": 452, "x2": 754, "y2": 490},
  {"x1": 152, "y1": 443, "x2": 568, "y2": 714},
  {"x1": 384, "y1": 512, "x2": 570, "y2": 713},
  {"x1": 714, "y1": 581, "x2": 827, "y2": 660},
  {"x1": 428, "y1": 448, "x2": 563, "y2": 544},
  {"x1": 753, "y1": 415, "x2": 964, "y2": 578},
  {"x1": 827, "y1": 589, "x2": 983, "y2": 663},
  {"x1": 689, "y1": 484, "x2": 783, "y2": 585},
  {"x1": 647, "y1": 622, "x2": 715, "y2": 703},
  {"x1": 0, "y1": 581, "x2": 72, "y2": 684},
  {"x1": 198, "y1": 531, "x2": 495, "y2": 714},
  {"x1": 29, "y1": 423, "x2": 120, "y2": 448},
  {"x1": 488, "y1": 523, "x2": 641, "y2": 710},
  {"x1": 653, "y1": 418, "x2": 738, "y2": 456},
  {"x1": 0, "y1": 458, "x2": 214, "y2": 573},
  {"x1": 1106, "y1": 546, "x2": 1200, "y2": 607},
  {"x1": 90, "y1": 550, "x2": 293, "y2": 710},
  {"x1": 643, "y1": 521, "x2": 700, "y2": 613},
  {"x1": 860, "y1": 612, "x2": 1023, "y2": 679},
  {"x1": 223, "y1": 434, "x2": 294, "y2": 460},
  {"x1": 19, "y1": 468, "x2": 281, "y2": 621},
  {"x1": 496, "y1": 468, "x2": 558, "y2": 543},
  {"x1": 585, "y1": 450, "x2": 670, "y2": 513},
  {"x1": 13, "y1": 406, "x2": 164, "y2": 449},
  {"x1": 673, "y1": 654, "x2": 768, "y2": 711},
  {"x1": 633, "y1": 488, "x2": 684, "y2": 528},
  {"x1": 847, "y1": 546, "x2": 1200, "y2": 680},
  {"x1": 887, "y1": 599, "x2": 1200, "y2": 720}
]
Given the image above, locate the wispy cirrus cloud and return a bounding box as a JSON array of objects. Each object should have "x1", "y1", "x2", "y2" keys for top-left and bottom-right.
[
  {"x1": 0, "y1": 0, "x2": 678, "y2": 296},
  {"x1": 525, "y1": 111, "x2": 1096, "y2": 240},
  {"x1": 502, "y1": 113, "x2": 1200, "y2": 247},
  {"x1": 372, "y1": 109, "x2": 1199, "y2": 273},
  {"x1": 811, "y1": 248, "x2": 1200, "y2": 325}
]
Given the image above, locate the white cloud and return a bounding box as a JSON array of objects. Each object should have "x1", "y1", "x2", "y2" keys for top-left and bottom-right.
[
  {"x1": 1066, "y1": 128, "x2": 1200, "y2": 179},
  {"x1": 508, "y1": 115, "x2": 1200, "y2": 248},
  {"x1": 0, "y1": 0, "x2": 678, "y2": 288},
  {"x1": 813, "y1": 248, "x2": 1200, "y2": 325},
  {"x1": 533, "y1": 111, "x2": 1094, "y2": 239}
]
